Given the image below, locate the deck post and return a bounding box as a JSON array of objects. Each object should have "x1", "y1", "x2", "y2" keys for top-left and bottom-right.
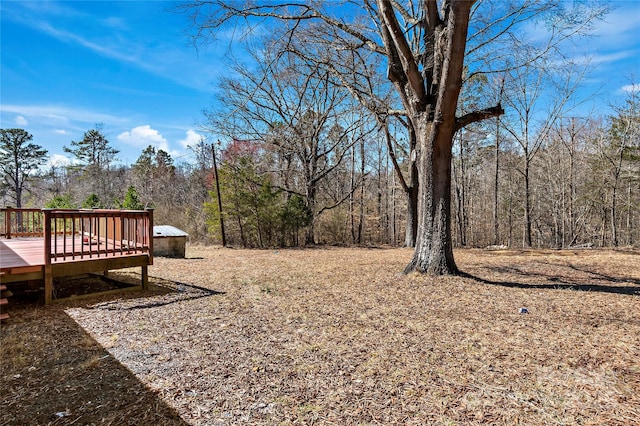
[
  {"x1": 5, "y1": 207, "x2": 12, "y2": 239},
  {"x1": 43, "y1": 209, "x2": 52, "y2": 260},
  {"x1": 43, "y1": 209, "x2": 53, "y2": 304},
  {"x1": 146, "y1": 208, "x2": 154, "y2": 265},
  {"x1": 43, "y1": 265, "x2": 53, "y2": 305},
  {"x1": 142, "y1": 208, "x2": 153, "y2": 291},
  {"x1": 141, "y1": 265, "x2": 148, "y2": 290}
]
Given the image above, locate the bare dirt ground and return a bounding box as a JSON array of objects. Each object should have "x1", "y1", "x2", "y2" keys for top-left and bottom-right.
[{"x1": 1, "y1": 247, "x2": 639, "y2": 425}]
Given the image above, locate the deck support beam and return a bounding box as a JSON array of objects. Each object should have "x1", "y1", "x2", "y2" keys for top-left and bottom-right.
[{"x1": 44, "y1": 265, "x2": 53, "y2": 305}]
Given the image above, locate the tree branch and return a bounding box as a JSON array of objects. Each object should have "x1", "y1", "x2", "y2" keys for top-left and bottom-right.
[
  {"x1": 377, "y1": 116, "x2": 409, "y2": 193},
  {"x1": 377, "y1": 0, "x2": 426, "y2": 105},
  {"x1": 454, "y1": 103, "x2": 504, "y2": 131},
  {"x1": 317, "y1": 173, "x2": 368, "y2": 215}
]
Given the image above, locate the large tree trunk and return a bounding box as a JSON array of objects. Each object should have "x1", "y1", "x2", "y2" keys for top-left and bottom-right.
[
  {"x1": 402, "y1": 1, "x2": 473, "y2": 274},
  {"x1": 404, "y1": 118, "x2": 458, "y2": 274}
]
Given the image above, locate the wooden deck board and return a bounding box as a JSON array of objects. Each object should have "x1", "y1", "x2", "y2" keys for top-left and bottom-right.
[
  {"x1": 0, "y1": 239, "x2": 44, "y2": 270},
  {"x1": 1, "y1": 238, "x2": 146, "y2": 268}
]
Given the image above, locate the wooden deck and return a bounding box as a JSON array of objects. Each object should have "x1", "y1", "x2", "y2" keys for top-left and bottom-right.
[{"x1": 0, "y1": 208, "x2": 154, "y2": 304}]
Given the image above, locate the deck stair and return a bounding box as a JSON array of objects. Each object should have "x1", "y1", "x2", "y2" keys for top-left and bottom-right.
[{"x1": 0, "y1": 283, "x2": 10, "y2": 321}]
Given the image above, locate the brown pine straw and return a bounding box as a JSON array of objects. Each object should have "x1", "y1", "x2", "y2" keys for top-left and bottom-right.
[{"x1": 2, "y1": 247, "x2": 639, "y2": 425}]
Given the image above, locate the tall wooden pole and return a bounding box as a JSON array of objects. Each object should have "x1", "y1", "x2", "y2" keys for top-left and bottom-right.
[{"x1": 211, "y1": 142, "x2": 227, "y2": 247}]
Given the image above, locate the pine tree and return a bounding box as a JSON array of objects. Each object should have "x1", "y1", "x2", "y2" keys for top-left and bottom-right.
[{"x1": 0, "y1": 128, "x2": 48, "y2": 207}]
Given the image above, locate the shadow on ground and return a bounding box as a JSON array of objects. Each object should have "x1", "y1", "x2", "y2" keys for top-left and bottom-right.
[
  {"x1": 462, "y1": 266, "x2": 640, "y2": 296},
  {"x1": 89, "y1": 276, "x2": 225, "y2": 311},
  {"x1": 0, "y1": 305, "x2": 189, "y2": 425},
  {"x1": 0, "y1": 274, "x2": 227, "y2": 425}
]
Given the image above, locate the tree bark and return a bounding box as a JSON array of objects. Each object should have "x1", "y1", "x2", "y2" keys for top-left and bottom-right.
[
  {"x1": 404, "y1": 117, "x2": 459, "y2": 274},
  {"x1": 402, "y1": 1, "x2": 475, "y2": 274}
]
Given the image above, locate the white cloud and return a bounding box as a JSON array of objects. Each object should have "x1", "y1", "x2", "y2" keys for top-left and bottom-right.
[
  {"x1": 0, "y1": 104, "x2": 128, "y2": 125},
  {"x1": 178, "y1": 129, "x2": 203, "y2": 149},
  {"x1": 54, "y1": 129, "x2": 69, "y2": 135},
  {"x1": 15, "y1": 115, "x2": 28, "y2": 125},
  {"x1": 117, "y1": 125, "x2": 169, "y2": 151},
  {"x1": 622, "y1": 83, "x2": 640, "y2": 93},
  {"x1": 583, "y1": 50, "x2": 636, "y2": 66},
  {"x1": 48, "y1": 154, "x2": 73, "y2": 167},
  {"x1": 36, "y1": 21, "x2": 152, "y2": 71},
  {"x1": 592, "y1": 4, "x2": 640, "y2": 40}
]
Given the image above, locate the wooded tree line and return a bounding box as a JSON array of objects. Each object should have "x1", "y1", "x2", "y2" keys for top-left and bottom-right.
[
  {"x1": 2, "y1": 1, "x2": 638, "y2": 252},
  {"x1": 206, "y1": 86, "x2": 640, "y2": 249},
  {"x1": 2, "y1": 87, "x2": 638, "y2": 249}
]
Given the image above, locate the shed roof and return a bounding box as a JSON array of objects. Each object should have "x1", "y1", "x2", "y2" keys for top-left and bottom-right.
[{"x1": 153, "y1": 225, "x2": 189, "y2": 237}]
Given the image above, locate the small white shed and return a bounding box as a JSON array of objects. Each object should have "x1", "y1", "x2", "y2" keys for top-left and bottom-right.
[{"x1": 153, "y1": 225, "x2": 189, "y2": 258}]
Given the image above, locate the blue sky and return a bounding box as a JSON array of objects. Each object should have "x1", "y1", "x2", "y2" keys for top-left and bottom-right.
[
  {"x1": 1, "y1": 0, "x2": 224, "y2": 166},
  {"x1": 1, "y1": 1, "x2": 639, "y2": 168}
]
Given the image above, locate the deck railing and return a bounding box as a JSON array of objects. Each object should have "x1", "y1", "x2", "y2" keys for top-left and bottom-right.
[
  {"x1": 0, "y1": 208, "x2": 44, "y2": 238},
  {"x1": 1, "y1": 208, "x2": 153, "y2": 265},
  {"x1": 43, "y1": 209, "x2": 154, "y2": 265}
]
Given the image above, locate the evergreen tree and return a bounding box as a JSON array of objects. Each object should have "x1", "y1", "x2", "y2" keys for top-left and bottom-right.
[
  {"x1": 45, "y1": 194, "x2": 76, "y2": 209},
  {"x1": 0, "y1": 128, "x2": 48, "y2": 207},
  {"x1": 120, "y1": 186, "x2": 144, "y2": 210},
  {"x1": 63, "y1": 125, "x2": 119, "y2": 203},
  {"x1": 82, "y1": 193, "x2": 103, "y2": 209},
  {"x1": 64, "y1": 125, "x2": 118, "y2": 167}
]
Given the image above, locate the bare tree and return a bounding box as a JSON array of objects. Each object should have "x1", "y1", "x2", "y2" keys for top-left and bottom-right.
[
  {"x1": 552, "y1": 116, "x2": 591, "y2": 247},
  {"x1": 182, "y1": 0, "x2": 606, "y2": 273},
  {"x1": 203, "y1": 42, "x2": 369, "y2": 244},
  {"x1": 588, "y1": 85, "x2": 640, "y2": 247},
  {"x1": 502, "y1": 57, "x2": 587, "y2": 247}
]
